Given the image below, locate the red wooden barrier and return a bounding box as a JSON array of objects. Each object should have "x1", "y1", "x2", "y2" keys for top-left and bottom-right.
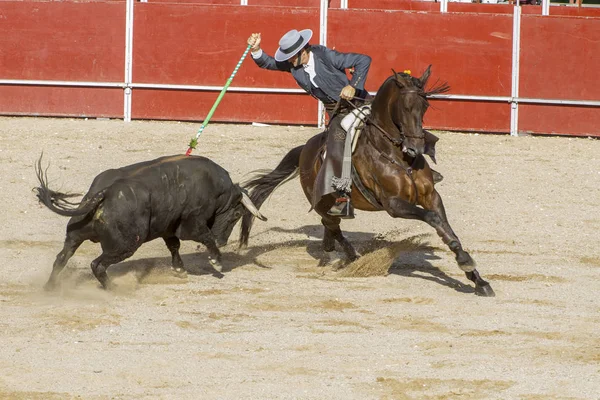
[
  {"x1": 0, "y1": 86, "x2": 124, "y2": 118},
  {"x1": 0, "y1": 1, "x2": 599, "y2": 136},
  {"x1": 336, "y1": 0, "x2": 438, "y2": 11},
  {"x1": 519, "y1": 14, "x2": 600, "y2": 136},
  {"x1": 0, "y1": 1, "x2": 125, "y2": 82},
  {"x1": 343, "y1": 0, "x2": 600, "y2": 17},
  {"x1": 0, "y1": 1, "x2": 125, "y2": 118},
  {"x1": 132, "y1": 4, "x2": 320, "y2": 123},
  {"x1": 328, "y1": 8, "x2": 514, "y2": 132}
]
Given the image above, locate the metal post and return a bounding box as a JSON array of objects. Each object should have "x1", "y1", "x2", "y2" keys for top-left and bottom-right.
[
  {"x1": 124, "y1": 0, "x2": 134, "y2": 122},
  {"x1": 542, "y1": 0, "x2": 550, "y2": 16},
  {"x1": 340, "y1": 0, "x2": 348, "y2": 8},
  {"x1": 318, "y1": 0, "x2": 328, "y2": 129},
  {"x1": 440, "y1": 0, "x2": 448, "y2": 13},
  {"x1": 510, "y1": 5, "x2": 521, "y2": 136}
]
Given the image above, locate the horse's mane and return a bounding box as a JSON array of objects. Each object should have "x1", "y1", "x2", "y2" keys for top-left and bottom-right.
[{"x1": 380, "y1": 69, "x2": 450, "y2": 105}]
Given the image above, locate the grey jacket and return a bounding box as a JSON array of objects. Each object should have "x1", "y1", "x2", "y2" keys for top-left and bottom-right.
[{"x1": 253, "y1": 45, "x2": 371, "y2": 104}]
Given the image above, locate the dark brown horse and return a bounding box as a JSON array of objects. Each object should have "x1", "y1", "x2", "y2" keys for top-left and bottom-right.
[{"x1": 240, "y1": 66, "x2": 494, "y2": 297}]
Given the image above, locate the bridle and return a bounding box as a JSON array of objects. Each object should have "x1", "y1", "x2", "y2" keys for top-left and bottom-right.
[
  {"x1": 340, "y1": 88, "x2": 426, "y2": 146},
  {"x1": 339, "y1": 90, "x2": 424, "y2": 182}
]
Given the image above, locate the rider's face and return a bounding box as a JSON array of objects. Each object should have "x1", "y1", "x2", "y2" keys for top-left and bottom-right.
[{"x1": 290, "y1": 50, "x2": 303, "y2": 67}]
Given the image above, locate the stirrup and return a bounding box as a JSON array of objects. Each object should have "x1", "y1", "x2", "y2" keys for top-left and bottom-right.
[{"x1": 327, "y1": 196, "x2": 355, "y2": 219}]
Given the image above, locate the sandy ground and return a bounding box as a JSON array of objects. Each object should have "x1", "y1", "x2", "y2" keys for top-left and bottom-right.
[{"x1": 0, "y1": 116, "x2": 599, "y2": 399}]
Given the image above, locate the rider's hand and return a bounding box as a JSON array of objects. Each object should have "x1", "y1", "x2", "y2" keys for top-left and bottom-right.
[
  {"x1": 247, "y1": 33, "x2": 261, "y2": 52},
  {"x1": 340, "y1": 85, "x2": 356, "y2": 101}
]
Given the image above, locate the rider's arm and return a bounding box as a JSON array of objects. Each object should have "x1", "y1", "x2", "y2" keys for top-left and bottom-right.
[
  {"x1": 252, "y1": 51, "x2": 292, "y2": 72},
  {"x1": 248, "y1": 32, "x2": 291, "y2": 72},
  {"x1": 323, "y1": 48, "x2": 371, "y2": 91}
]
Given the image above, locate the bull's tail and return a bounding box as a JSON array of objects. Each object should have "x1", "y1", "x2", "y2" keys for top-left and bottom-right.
[
  {"x1": 239, "y1": 145, "x2": 303, "y2": 247},
  {"x1": 34, "y1": 155, "x2": 105, "y2": 218}
]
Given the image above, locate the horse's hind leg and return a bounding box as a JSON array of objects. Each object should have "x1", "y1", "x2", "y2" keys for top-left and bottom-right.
[
  {"x1": 388, "y1": 194, "x2": 494, "y2": 297},
  {"x1": 318, "y1": 205, "x2": 360, "y2": 262}
]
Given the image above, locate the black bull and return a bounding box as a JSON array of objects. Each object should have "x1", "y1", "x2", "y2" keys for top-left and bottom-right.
[{"x1": 35, "y1": 154, "x2": 266, "y2": 290}]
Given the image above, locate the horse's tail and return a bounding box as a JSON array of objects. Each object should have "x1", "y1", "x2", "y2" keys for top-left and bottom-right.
[
  {"x1": 239, "y1": 145, "x2": 304, "y2": 247},
  {"x1": 34, "y1": 154, "x2": 105, "y2": 218}
]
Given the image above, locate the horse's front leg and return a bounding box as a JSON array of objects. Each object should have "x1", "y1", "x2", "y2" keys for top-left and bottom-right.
[{"x1": 386, "y1": 194, "x2": 495, "y2": 297}]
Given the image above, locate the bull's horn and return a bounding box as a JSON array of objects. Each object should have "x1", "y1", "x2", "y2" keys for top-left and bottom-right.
[{"x1": 241, "y1": 192, "x2": 267, "y2": 221}]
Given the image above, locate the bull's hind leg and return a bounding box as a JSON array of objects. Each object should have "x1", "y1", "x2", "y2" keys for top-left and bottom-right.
[
  {"x1": 387, "y1": 194, "x2": 494, "y2": 297},
  {"x1": 45, "y1": 236, "x2": 85, "y2": 291},
  {"x1": 90, "y1": 248, "x2": 136, "y2": 290},
  {"x1": 163, "y1": 236, "x2": 187, "y2": 278}
]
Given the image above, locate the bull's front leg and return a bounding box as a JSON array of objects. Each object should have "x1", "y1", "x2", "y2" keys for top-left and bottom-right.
[
  {"x1": 177, "y1": 220, "x2": 223, "y2": 273},
  {"x1": 199, "y1": 232, "x2": 223, "y2": 273},
  {"x1": 163, "y1": 236, "x2": 187, "y2": 278}
]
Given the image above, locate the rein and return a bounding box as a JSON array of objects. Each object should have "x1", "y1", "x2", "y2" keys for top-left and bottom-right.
[
  {"x1": 340, "y1": 97, "x2": 420, "y2": 203},
  {"x1": 342, "y1": 98, "x2": 402, "y2": 147},
  {"x1": 342, "y1": 97, "x2": 422, "y2": 171}
]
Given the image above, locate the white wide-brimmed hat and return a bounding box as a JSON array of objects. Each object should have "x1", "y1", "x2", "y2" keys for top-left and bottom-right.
[{"x1": 274, "y1": 29, "x2": 313, "y2": 62}]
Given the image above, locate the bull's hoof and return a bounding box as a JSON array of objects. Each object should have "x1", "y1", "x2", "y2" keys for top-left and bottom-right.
[
  {"x1": 170, "y1": 267, "x2": 188, "y2": 279},
  {"x1": 208, "y1": 257, "x2": 223, "y2": 273},
  {"x1": 102, "y1": 282, "x2": 118, "y2": 291},
  {"x1": 475, "y1": 284, "x2": 495, "y2": 297},
  {"x1": 43, "y1": 281, "x2": 57, "y2": 291}
]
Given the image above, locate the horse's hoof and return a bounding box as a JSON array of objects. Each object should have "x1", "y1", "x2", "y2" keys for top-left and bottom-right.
[
  {"x1": 323, "y1": 244, "x2": 335, "y2": 252},
  {"x1": 332, "y1": 261, "x2": 346, "y2": 272},
  {"x1": 348, "y1": 252, "x2": 361, "y2": 262},
  {"x1": 43, "y1": 282, "x2": 57, "y2": 291},
  {"x1": 475, "y1": 284, "x2": 495, "y2": 297}
]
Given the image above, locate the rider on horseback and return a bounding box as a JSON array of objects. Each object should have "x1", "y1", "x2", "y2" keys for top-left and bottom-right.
[{"x1": 247, "y1": 29, "x2": 371, "y2": 219}]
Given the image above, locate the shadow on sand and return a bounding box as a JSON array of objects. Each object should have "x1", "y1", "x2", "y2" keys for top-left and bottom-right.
[{"x1": 58, "y1": 224, "x2": 474, "y2": 294}]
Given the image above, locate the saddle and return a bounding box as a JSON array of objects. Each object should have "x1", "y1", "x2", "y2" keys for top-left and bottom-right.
[
  {"x1": 321, "y1": 105, "x2": 371, "y2": 160},
  {"x1": 341, "y1": 105, "x2": 371, "y2": 153}
]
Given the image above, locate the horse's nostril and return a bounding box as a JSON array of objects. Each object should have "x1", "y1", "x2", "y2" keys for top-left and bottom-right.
[{"x1": 406, "y1": 148, "x2": 417, "y2": 157}]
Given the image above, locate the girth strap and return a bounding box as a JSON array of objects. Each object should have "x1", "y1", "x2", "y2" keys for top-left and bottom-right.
[{"x1": 351, "y1": 165, "x2": 384, "y2": 211}]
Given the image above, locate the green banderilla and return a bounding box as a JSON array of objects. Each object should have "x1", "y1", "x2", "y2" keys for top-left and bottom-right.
[{"x1": 186, "y1": 44, "x2": 252, "y2": 156}]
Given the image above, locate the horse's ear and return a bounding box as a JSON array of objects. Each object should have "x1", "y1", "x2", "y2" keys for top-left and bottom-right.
[{"x1": 419, "y1": 65, "x2": 432, "y2": 88}]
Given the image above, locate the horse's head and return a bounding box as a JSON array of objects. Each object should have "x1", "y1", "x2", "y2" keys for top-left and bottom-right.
[{"x1": 372, "y1": 65, "x2": 449, "y2": 158}]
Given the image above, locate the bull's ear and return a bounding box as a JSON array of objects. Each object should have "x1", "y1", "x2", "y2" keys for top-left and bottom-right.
[{"x1": 420, "y1": 65, "x2": 432, "y2": 88}]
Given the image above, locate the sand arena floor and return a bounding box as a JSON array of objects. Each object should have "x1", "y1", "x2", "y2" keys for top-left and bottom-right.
[{"x1": 0, "y1": 116, "x2": 599, "y2": 399}]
